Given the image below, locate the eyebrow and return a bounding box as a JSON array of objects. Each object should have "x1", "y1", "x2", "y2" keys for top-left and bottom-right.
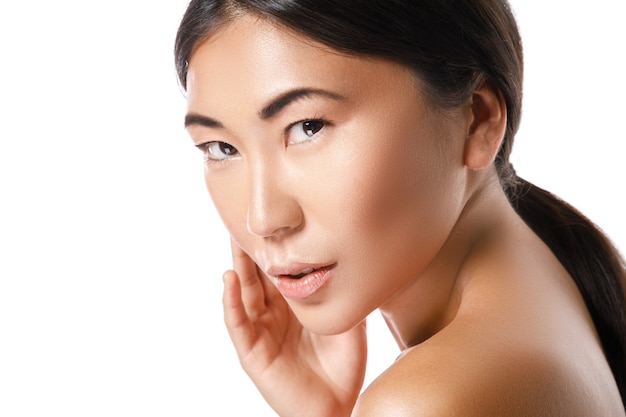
[
  {"x1": 184, "y1": 87, "x2": 345, "y2": 128},
  {"x1": 258, "y1": 88, "x2": 345, "y2": 120},
  {"x1": 184, "y1": 113, "x2": 223, "y2": 129}
]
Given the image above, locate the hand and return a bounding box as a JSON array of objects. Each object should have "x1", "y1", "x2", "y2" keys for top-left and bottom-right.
[{"x1": 222, "y1": 239, "x2": 368, "y2": 417}]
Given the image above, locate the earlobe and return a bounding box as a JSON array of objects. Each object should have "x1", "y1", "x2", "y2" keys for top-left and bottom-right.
[{"x1": 463, "y1": 81, "x2": 507, "y2": 170}]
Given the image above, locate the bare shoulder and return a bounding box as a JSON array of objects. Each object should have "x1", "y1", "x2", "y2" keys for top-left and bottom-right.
[
  {"x1": 350, "y1": 218, "x2": 625, "y2": 416},
  {"x1": 352, "y1": 341, "x2": 533, "y2": 416},
  {"x1": 352, "y1": 324, "x2": 623, "y2": 417}
]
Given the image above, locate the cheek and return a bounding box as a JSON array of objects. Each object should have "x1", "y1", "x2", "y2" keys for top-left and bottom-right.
[
  {"x1": 339, "y1": 130, "x2": 458, "y2": 228},
  {"x1": 313, "y1": 120, "x2": 465, "y2": 277},
  {"x1": 205, "y1": 171, "x2": 249, "y2": 244}
]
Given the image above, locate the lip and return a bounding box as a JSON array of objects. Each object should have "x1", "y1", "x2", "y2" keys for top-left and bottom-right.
[{"x1": 267, "y1": 262, "x2": 336, "y2": 300}]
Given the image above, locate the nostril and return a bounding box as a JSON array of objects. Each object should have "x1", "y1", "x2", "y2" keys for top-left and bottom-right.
[{"x1": 246, "y1": 197, "x2": 304, "y2": 238}]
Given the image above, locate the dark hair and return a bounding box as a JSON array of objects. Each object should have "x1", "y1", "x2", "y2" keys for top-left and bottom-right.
[{"x1": 175, "y1": 0, "x2": 626, "y2": 405}]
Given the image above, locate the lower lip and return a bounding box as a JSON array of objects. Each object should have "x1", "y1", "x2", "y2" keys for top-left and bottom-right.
[{"x1": 274, "y1": 265, "x2": 335, "y2": 300}]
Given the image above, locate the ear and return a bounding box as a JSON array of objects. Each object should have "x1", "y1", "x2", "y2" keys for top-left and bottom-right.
[{"x1": 463, "y1": 81, "x2": 507, "y2": 170}]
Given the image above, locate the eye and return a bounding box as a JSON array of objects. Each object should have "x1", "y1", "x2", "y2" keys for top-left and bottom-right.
[
  {"x1": 198, "y1": 141, "x2": 239, "y2": 162},
  {"x1": 287, "y1": 119, "x2": 326, "y2": 145}
]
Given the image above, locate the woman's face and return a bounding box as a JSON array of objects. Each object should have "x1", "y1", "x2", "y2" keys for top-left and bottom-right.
[{"x1": 185, "y1": 16, "x2": 471, "y2": 334}]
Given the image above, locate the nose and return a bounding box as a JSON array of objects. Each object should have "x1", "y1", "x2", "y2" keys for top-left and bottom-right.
[{"x1": 246, "y1": 166, "x2": 303, "y2": 238}]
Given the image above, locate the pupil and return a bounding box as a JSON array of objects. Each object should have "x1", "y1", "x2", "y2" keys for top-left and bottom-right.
[
  {"x1": 219, "y1": 142, "x2": 235, "y2": 155},
  {"x1": 303, "y1": 120, "x2": 323, "y2": 136}
]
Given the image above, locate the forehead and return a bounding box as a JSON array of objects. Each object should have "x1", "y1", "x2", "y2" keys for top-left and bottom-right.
[{"x1": 185, "y1": 15, "x2": 420, "y2": 112}]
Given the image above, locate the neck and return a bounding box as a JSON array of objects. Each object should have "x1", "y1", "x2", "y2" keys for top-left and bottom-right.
[{"x1": 379, "y1": 175, "x2": 515, "y2": 350}]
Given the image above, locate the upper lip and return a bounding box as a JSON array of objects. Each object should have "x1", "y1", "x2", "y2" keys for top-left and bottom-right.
[{"x1": 266, "y1": 262, "x2": 336, "y2": 278}]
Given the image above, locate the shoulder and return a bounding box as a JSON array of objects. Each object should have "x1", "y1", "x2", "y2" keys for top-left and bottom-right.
[
  {"x1": 351, "y1": 327, "x2": 612, "y2": 417},
  {"x1": 351, "y1": 345, "x2": 511, "y2": 417}
]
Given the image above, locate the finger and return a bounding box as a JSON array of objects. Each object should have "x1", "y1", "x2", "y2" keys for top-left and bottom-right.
[
  {"x1": 230, "y1": 238, "x2": 266, "y2": 318},
  {"x1": 222, "y1": 269, "x2": 257, "y2": 356}
]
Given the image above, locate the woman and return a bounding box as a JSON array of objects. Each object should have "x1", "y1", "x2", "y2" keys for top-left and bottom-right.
[{"x1": 175, "y1": 1, "x2": 626, "y2": 415}]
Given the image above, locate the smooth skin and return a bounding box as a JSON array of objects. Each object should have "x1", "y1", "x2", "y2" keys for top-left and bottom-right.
[{"x1": 184, "y1": 14, "x2": 625, "y2": 417}]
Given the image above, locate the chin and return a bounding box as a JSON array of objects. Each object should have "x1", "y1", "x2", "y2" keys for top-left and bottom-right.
[{"x1": 290, "y1": 302, "x2": 367, "y2": 336}]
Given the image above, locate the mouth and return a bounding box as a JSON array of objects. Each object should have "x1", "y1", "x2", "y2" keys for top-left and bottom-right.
[
  {"x1": 266, "y1": 262, "x2": 334, "y2": 279},
  {"x1": 284, "y1": 267, "x2": 321, "y2": 279},
  {"x1": 267, "y1": 263, "x2": 336, "y2": 300}
]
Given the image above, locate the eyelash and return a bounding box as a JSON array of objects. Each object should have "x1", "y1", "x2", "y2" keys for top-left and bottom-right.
[
  {"x1": 196, "y1": 117, "x2": 330, "y2": 164},
  {"x1": 285, "y1": 118, "x2": 328, "y2": 145},
  {"x1": 195, "y1": 141, "x2": 238, "y2": 165}
]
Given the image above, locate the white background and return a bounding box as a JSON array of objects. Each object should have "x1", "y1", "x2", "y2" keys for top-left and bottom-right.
[{"x1": 0, "y1": 1, "x2": 624, "y2": 416}]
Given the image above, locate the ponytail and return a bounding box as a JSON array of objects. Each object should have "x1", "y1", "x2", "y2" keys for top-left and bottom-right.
[{"x1": 505, "y1": 172, "x2": 626, "y2": 403}]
